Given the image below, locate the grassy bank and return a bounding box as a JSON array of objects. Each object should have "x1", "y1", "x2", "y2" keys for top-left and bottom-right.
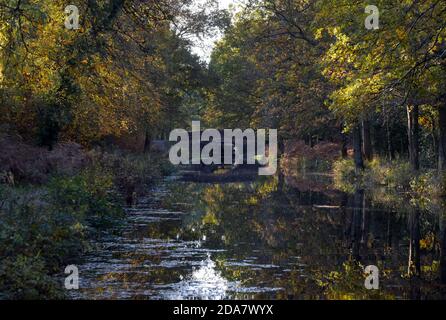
[
  {"x1": 0, "y1": 141, "x2": 174, "y2": 299},
  {"x1": 281, "y1": 143, "x2": 446, "y2": 210},
  {"x1": 332, "y1": 158, "x2": 445, "y2": 200}
]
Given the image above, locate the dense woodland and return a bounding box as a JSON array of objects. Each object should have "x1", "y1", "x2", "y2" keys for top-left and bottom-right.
[
  {"x1": 1, "y1": 0, "x2": 446, "y2": 299},
  {"x1": 1, "y1": 0, "x2": 446, "y2": 170},
  {"x1": 206, "y1": 0, "x2": 446, "y2": 174}
]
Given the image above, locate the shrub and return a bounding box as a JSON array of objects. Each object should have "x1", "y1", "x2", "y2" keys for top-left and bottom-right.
[
  {"x1": 0, "y1": 255, "x2": 63, "y2": 300},
  {"x1": 333, "y1": 157, "x2": 426, "y2": 194},
  {"x1": 362, "y1": 159, "x2": 413, "y2": 190},
  {"x1": 283, "y1": 140, "x2": 340, "y2": 174},
  {"x1": 333, "y1": 159, "x2": 358, "y2": 192},
  {"x1": 0, "y1": 192, "x2": 85, "y2": 299},
  {"x1": 88, "y1": 150, "x2": 175, "y2": 204},
  {"x1": 0, "y1": 135, "x2": 87, "y2": 184},
  {"x1": 409, "y1": 172, "x2": 442, "y2": 208},
  {"x1": 0, "y1": 168, "x2": 124, "y2": 299},
  {"x1": 47, "y1": 168, "x2": 124, "y2": 229}
]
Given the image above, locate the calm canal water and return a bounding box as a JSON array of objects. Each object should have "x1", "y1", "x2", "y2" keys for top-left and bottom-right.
[{"x1": 70, "y1": 170, "x2": 446, "y2": 300}]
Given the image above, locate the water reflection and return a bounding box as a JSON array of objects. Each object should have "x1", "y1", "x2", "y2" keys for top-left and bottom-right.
[
  {"x1": 71, "y1": 171, "x2": 446, "y2": 300},
  {"x1": 155, "y1": 254, "x2": 231, "y2": 300}
]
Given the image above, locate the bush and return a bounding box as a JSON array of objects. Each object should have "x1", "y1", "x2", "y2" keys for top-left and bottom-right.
[
  {"x1": 409, "y1": 172, "x2": 442, "y2": 208},
  {"x1": 0, "y1": 135, "x2": 88, "y2": 184},
  {"x1": 333, "y1": 159, "x2": 358, "y2": 192},
  {"x1": 332, "y1": 157, "x2": 443, "y2": 201},
  {"x1": 0, "y1": 255, "x2": 64, "y2": 300},
  {"x1": 0, "y1": 168, "x2": 124, "y2": 299},
  {"x1": 366, "y1": 159, "x2": 413, "y2": 190},
  {"x1": 88, "y1": 150, "x2": 175, "y2": 205},
  {"x1": 47, "y1": 167, "x2": 124, "y2": 229},
  {"x1": 283, "y1": 140, "x2": 340, "y2": 174},
  {"x1": 0, "y1": 194, "x2": 84, "y2": 299}
]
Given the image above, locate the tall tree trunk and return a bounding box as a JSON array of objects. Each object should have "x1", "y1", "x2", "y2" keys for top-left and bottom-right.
[
  {"x1": 390, "y1": 215, "x2": 400, "y2": 269},
  {"x1": 432, "y1": 120, "x2": 438, "y2": 169},
  {"x1": 362, "y1": 120, "x2": 373, "y2": 161},
  {"x1": 360, "y1": 191, "x2": 369, "y2": 247},
  {"x1": 144, "y1": 129, "x2": 152, "y2": 153},
  {"x1": 407, "y1": 105, "x2": 420, "y2": 171},
  {"x1": 351, "y1": 188, "x2": 364, "y2": 260},
  {"x1": 408, "y1": 207, "x2": 421, "y2": 277},
  {"x1": 341, "y1": 138, "x2": 348, "y2": 158},
  {"x1": 353, "y1": 125, "x2": 364, "y2": 171},
  {"x1": 438, "y1": 106, "x2": 446, "y2": 171},
  {"x1": 386, "y1": 120, "x2": 393, "y2": 161}
]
